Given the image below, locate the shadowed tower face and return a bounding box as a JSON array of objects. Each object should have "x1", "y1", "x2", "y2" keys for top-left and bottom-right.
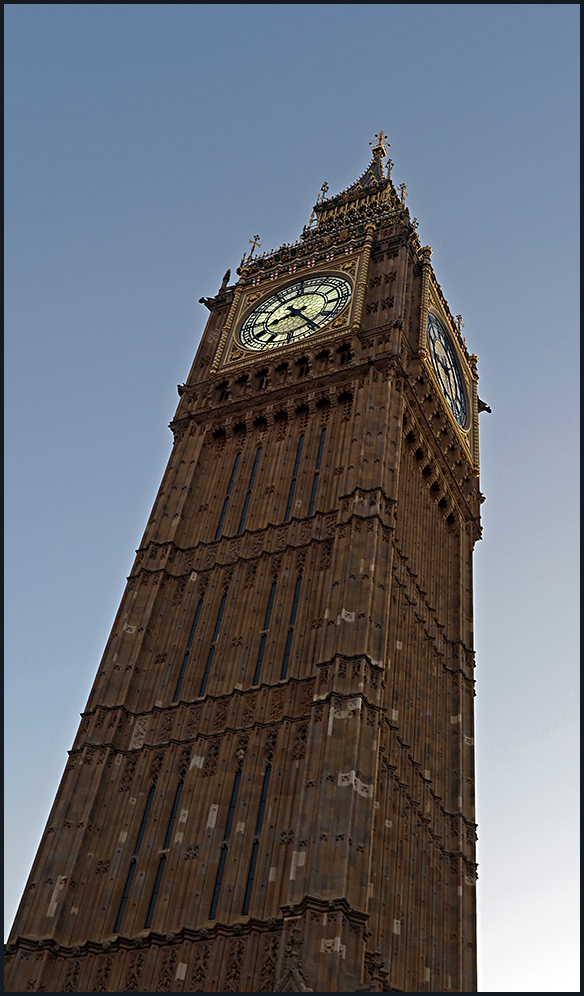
[{"x1": 5, "y1": 135, "x2": 481, "y2": 993}]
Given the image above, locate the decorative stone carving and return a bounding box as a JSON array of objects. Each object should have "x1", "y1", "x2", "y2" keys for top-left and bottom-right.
[
  {"x1": 265, "y1": 728, "x2": 278, "y2": 756},
  {"x1": 202, "y1": 740, "x2": 220, "y2": 777},
  {"x1": 123, "y1": 952, "x2": 144, "y2": 992},
  {"x1": 213, "y1": 700, "x2": 229, "y2": 731},
  {"x1": 186, "y1": 705, "x2": 203, "y2": 739},
  {"x1": 118, "y1": 755, "x2": 137, "y2": 792},
  {"x1": 92, "y1": 954, "x2": 113, "y2": 992},
  {"x1": 259, "y1": 934, "x2": 279, "y2": 992},
  {"x1": 178, "y1": 745, "x2": 191, "y2": 777},
  {"x1": 149, "y1": 751, "x2": 164, "y2": 781},
  {"x1": 362, "y1": 949, "x2": 390, "y2": 991},
  {"x1": 156, "y1": 946, "x2": 178, "y2": 992},
  {"x1": 292, "y1": 723, "x2": 308, "y2": 760},
  {"x1": 62, "y1": 958, "x2": 81, "y2": 992},
  {"x1": 223, "y1": 938, "x2": 245, "y2": 992},
  {"x1": 270, "y1": 690, "x2": 284, "y2": 721},
  {"x1": 129, "y1": 716, "x2": 149, "y2": 750},
  {"x1": 189, "y1": 944, "x2": 210, "y2": 992},
  {"x1": 242, "y1": 696, "x2": 257, "y2": 727},
  {"x1": 274, "y1": 926, "x2": 313, "y2": 991}
]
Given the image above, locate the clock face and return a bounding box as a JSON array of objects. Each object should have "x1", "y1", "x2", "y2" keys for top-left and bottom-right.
[
  {"x1": 239, "y1": 274, "x2": 352, "y2": 351},
  {"x1": 427, "y1": 313, "x2": 467, "y2": 429}
]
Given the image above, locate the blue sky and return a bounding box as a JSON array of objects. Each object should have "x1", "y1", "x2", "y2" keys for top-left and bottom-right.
[{"x1": 5, "y1": 5, "x2": 579, "y2": 991}]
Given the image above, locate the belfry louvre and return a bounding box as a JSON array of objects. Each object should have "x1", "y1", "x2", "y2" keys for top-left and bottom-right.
[{"x1": 5, "y1": 135, "x2": 482, "y2": 992}]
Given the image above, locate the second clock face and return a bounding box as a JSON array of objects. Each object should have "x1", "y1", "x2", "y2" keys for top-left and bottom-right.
[
  {"x1": 427, "y1": 313, "x2": 467, "y2": 429},
  {"x1": 239, "y1": 275, "x2": 352, "y2": 351}
]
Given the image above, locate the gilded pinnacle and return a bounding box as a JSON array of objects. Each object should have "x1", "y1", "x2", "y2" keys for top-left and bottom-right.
[
  {"x1": 240, "y1": 234, "x2": 261, "y2": 267},
  {"x1": 370, "y1": 130, "x2": 389, "y2": 158}
]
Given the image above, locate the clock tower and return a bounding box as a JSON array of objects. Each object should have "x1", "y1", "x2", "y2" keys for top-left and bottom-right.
[{"x1": 5, "y1": 135, "x2": 481, "y2": 992}]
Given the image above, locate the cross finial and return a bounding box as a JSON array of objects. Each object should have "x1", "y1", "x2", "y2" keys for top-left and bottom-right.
[
  {"x1": 248, "y1": 234, "x2": 261, "y2": 257},
  {"x1": 241, "y1": 234, "x2": 261, "y2": 266},
  {"x1": 317, "y1": 181, "x2": 329, "y2": 205},
  {"x1": 398, "y1": 182, "x2": 408, "y2": 205},
  {"x1": 370, "y1": 130, "x2": 389, "y2": 157},
  {"x1": 456, "y1": 314, "x2": 465, "y2": 333}
]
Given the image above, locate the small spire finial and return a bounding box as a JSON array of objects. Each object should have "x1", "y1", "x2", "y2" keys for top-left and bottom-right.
[
  {"x1": 240, "y1": 234, "x2": 261, "y2": 266},
  {"x1": 316, "y1": 181, "x2": 329, "y2": 204},
  {"x1": 248, "y1": 234, "x2": 261, "y2": 257},
  {"x1": 456, "y1": 314, "x2": 465, "y2": 333},
  {"x1": 398, "y1": 182, "x2": 408, "y2": 205},
  {"x1": 370, "y1": 130, "x2": 389, "y2": 158}
]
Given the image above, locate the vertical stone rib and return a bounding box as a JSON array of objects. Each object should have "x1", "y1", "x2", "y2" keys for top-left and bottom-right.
[{"x1": 418, "y1": 244, "x2": 433, "y2": 357}]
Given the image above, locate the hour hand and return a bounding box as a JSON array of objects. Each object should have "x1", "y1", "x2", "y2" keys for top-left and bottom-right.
[
  {"x1": 268, "y1": 309, "x2": 297, "y2": 328},
  {"x1": 287, "y1": 305, "x2": 317, "y2": 330}
]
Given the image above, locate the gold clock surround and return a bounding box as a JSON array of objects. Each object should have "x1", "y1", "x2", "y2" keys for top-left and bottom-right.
[
  {"x1": 420, "y1": 278, "x2": 479, "y2": 469},
  {"x1": 212, "y1": 249, "x2": 368, "y2": 375}
]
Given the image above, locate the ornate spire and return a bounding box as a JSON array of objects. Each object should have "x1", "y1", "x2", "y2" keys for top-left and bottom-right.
[
  {"x1": 370, "y1": 130, "x2": 388, "y2": 158},
  {"x1": 238, "y1": 133, "x2": 410, "y2": 275},
  {"x1": 344, "y1": 132, "x2": 391, "y2": 192}
]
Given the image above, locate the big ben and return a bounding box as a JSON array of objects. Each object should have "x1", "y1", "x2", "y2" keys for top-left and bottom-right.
[{"x1": 5, "y1": 134, "x2": 481, "y2": 992}]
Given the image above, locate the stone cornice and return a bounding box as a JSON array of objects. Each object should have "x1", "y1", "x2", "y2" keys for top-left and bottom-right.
[
  {"x1": 5, "y1": 914, "x2": 284, "y2": 959},
  {"x1": 176, "y1": 351, "x2": 396, "y2": 423},
  {"x1": 128, "y1": 507, "x2": 395, "y2": 586},
  {"x1": 280, "y1": 894, "x2": 369, "y2": 927}
]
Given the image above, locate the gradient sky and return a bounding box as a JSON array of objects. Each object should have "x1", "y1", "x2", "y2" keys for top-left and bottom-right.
[{"x1": 5, "y1": 5, "x2": 579, "y2": 991}]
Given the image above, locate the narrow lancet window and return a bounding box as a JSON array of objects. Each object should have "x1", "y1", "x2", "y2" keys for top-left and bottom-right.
[
  {"x1": 113, "y1": 783, "x2": 156, "y2": 933},
  {"x1": 143, "y1": 780, "x2": 184, "y2": 929},
  {"x1": 238, "y1": 446, "x2": 262, "y2": 534},
  {"x1": 209, "y1": 768, "x2": 242, "y2": 920},
  {"x1": 242, "y1": 763, "x2": 272, "y2": 915},
  {"x1": 308, "y1": 427, "x2": 326, "y2": 516},
  {"x1": 163, "y1": 781, "x2": 184, "y2": 849},
  {"x1": 284, "y1": 434, "x2": 305, "y2": 522},
  {"x1": 281, "y1": 574, "x2": 302, "y2": 680},
  {"x1": 114, "y1": 859, "x2": 136, "y2": 934},
  {"x1": 199, "y1": 591, "x2": 228, "y2": 696},
  {"x1": 144, "y1": 855, "x2": 166, "y2": 928},
  {"x1": 215, "y1": 452, "x2": 241, "y2": 540},
  {"x1": 172, "y1": 598, "x2": 203, "y2": 701},
  {"x1": 134, "y1": 784, "x2": 156, "y2": 856},
  {"x1": 253, "y1": 580, "x2": 277, "y2": 686}
]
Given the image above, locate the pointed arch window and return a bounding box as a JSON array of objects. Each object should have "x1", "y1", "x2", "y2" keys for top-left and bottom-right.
[
  {"x1": 215, "y1": 452, "x2": 241, "y2": 540},
  {"x1": 209, "y1": 768, "x2": 242, "y2": 920},
  {"x1": 284, "y1": 435, "x2": 305, "y2": 522},
  {"x1": 242, "y1": 763, "x2": 272, "y2": 915},
  {"x1": 238, "y1": 446, "x2": 262, "y2": 534},
  {"x1": 253, "y1": 580, "x2": 277, "y2": 686},
  {"x1": 281, "y1": 574, "x2": 302, "y2": 680},
  {"x1": 199, "y1": 591, "x2": 228, "y2": 696}
]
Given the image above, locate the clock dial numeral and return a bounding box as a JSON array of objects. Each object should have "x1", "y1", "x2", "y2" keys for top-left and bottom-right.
[
  {"x1": 239, "y1": 275, "x2": 352, "y2": 351},
  {"x1": 427, "y1": 314, "x2": 467, "y2": 429}
]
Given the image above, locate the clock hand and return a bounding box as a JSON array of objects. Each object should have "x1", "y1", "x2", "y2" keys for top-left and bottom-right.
[
  {"x1": 436, "y1": 357, "x2": 455, "y2": 396},
  {"x1": 268, "y1": 305, "x2": 318, "y2": 331},
  {"x1": 286, "y1": 305, "x2": 318, "y2": 330},
  {"x1": 268, "y1": 306, "x2": 303, "y2": 327},
  {"x1": 443, "y1": 362, "x2": 457, "y2": 392}
]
